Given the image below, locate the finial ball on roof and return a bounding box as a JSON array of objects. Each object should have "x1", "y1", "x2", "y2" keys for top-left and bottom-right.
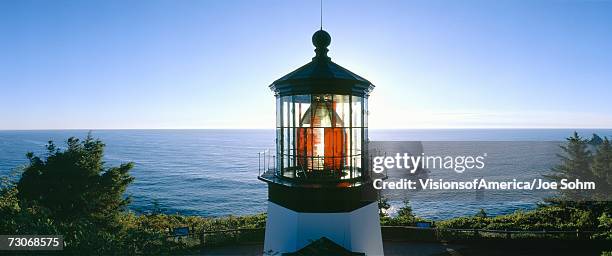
[{"x1": 312, "y1": 29, "x2": 331, "y2": 49}]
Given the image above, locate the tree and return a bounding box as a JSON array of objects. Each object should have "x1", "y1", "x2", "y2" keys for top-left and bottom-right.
[
  {"x1": 396, "y1": 200, "x2": 414, "y2": 218},
  {"x1": 589, "y1": 133, "x2": 604, "y2": 146},
  {"x1": 592, "y1": 137, "x2": 612, "y2": 201},
  {"x1": 0, "y1": 134, "x2": 200, "y2": 254},
  {"x1": 16, "y1": 133, "x2": 134, "y2": 224},
  {"x1": 475, "y1": 208, "x2": 487, "y2": 218},
  {"x1": 545, "y1": 132, "x2": 593, "y2": 201},
  {"x1": 596, "y1": 213, "x2": 612, "y2": 240}
]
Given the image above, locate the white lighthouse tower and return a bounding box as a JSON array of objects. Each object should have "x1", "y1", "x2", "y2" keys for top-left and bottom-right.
[{"x1": 259, "y1": 29, "x2": 384, "y2": 255}]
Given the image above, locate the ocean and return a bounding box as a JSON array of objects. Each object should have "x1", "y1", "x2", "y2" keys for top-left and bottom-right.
[{"x1": 1, "y1": 129, "x2": 611, "y2": 220}]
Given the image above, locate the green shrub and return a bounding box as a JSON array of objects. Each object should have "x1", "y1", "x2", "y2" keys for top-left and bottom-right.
[{"x1": 437, "y1": 206, "x2": 599, "y2": 231}]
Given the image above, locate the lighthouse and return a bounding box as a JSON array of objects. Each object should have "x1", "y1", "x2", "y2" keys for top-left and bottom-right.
[{"x1": 258, "y1": 29, "x2": 383, "y2": 255}]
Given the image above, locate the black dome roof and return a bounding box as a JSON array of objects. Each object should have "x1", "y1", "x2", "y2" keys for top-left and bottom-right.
[{"x1": 269, "y1": 30, "x2": 374, "y2": 97}]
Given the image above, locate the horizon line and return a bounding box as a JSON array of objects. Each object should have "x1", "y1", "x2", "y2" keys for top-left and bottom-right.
[{"x1": 2, "y1": 127, "x2": 612, "y2": 131}]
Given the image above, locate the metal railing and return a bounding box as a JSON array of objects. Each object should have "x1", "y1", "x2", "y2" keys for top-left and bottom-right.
[
  {"x1": 381, "y1": 226, "x2": 602, "y2": 241},
  {"x1": 257, "y1": 149, "x2": 275, "y2": 177},
  {"x1": 156, "y1": 227, "x2": 265, "y2": 247},
  {"x1": 257, "y1": 150, "x2": 391, "y2": 182},
  {"x1": 158, "y1": 226, "x2": 605, "y2": 247}
]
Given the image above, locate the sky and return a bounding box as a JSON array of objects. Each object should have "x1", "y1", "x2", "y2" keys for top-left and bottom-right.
[{"x1": 1, "y1": 0, "x2": 611, "y2": 129}]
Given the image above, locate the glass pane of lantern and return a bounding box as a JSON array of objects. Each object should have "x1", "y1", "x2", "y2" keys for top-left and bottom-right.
[
  {"x1": 352, "y1": 96, "x2": 363, "y2": 127},
  {"x1": 284, "y1": 126, "x2": 291, "y2": 162},
  {"x1": 351, "y1": 127, "x2": 363, "y2": 178},
  {"x1": 290, "y1": 96, "x2": 296, "y2": 127},
  {"x1": 353, "y1": 156, "x2": 362, "y2": 173},
  {"x1": 296, "y1": 127, "x2": 309, "y2": 169},
  {"x1": 345, "y1": 126, "x2": 353, "y2": 177},
  {"x1": 352, "y1": 128, "x2": 362, "y2": 156},
  {"x1": 288, "y1": 128, "x2": 294, "y2": 167},
  {"x1": 294, "y1": 95, "x2": 311, "y2": 128},
  {"x1": 333, "y1": 94, "x2": 350, "y2": 128},
  {"x1": 312, "y1": 127, "x2": 325, "y2": 157},
  {"x1": 324, "y1": 127, "x2": 344, "y2": 170},
  {"x1": 303, "y1": 127, "x2": 320, "y2": 171},
  {"x1": 276, "y1": 97, "x2": 282, "y2": 128},
  {"x1": 282, "y1": 96, "x2": 291, "y2": 128},
  {"x1": 312, "y1": 94, "x2": 332, "y2": 128},
  {"x1": 344, "y1": 127, "x2": 351, "y2": 156},
  {"x1": 276, "y1": 128, "x2": 282, "y2": 172}
]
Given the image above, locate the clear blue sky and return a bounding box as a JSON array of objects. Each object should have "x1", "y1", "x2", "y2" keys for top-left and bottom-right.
[{"x1": 1, "y1": 0, "x2": 611, "y2": 129}]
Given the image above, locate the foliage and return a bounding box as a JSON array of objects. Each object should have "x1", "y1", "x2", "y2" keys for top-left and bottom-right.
[
  {"x1": 123, "y1": 212, "x2": 267, "y2": 233},
  {"x1": 0, "y1": 183, "x2": 60, "y2": 237},
  {"x1": 2, "y1": 132, "x2": 612, "y2": 254},
  {"x1": 380, "y1": 215, "x2": 429, "y2": 226},
  {"x1": 396, "y1": 200, "x2": 414, "y2": 218},
  {"x1": 437, "y1": 206, "x2": 602, "y2": 231},
  {"x1": 380, "y1": 200, "x2": 431, "y2": 227},
  {"x1": 0, "y1": 134, "x2": 270, "y2": 254},
  {"x1": 1, "y1": 134, "x2": 136, "y2": 254},
  {"x1": 17, "y1": 134, "x2": 134, "y2": 223},
  {"x1": 545, "y1": 132, "x2": 594, "y2": 201},
  {"x1": 377, "y1": 194, "x2": 390, "y2": 217},
  {"x1": 541, "y1": 132, "x2": 612, "y2": 219},
  {"x1": 590, "y1": 133, "x2": 604, "y2": 146},
  {"x1": 595, "y1": 213, "x2": 612, "y2": 240},
  {"x1": 1, "y1": 184, "x2": 266, "y2": 254},
  {"x1": 592, "y1": 138, "x2": 612, "y2": 200},
  {"x1": 474, "y1": 208, "x2": 487, "y2": 218}
]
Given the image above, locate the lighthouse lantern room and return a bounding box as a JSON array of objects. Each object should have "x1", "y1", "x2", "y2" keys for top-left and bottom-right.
[{"x1": 259, "y1": 29, "x2": 383, "y2": 255}]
